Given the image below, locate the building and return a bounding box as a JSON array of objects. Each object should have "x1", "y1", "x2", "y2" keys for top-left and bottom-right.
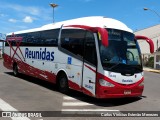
[
  {"x1": 0, "y1": 47, "x2": 1, "y2": 56},
  {"x1": 0, "y1": 47, "x2": 2, "y2": 58},
  {"x1": 0, "y1": 44, "x2": 3, "y2": 58},
  {"x1": 0, "y1": 33, "x2": 6, "y2": 58},
  {"x1": 134, "y1": 24, "x2": 160, "y2": 69},
  {"x1": 154, "y1": 52, "x2": 160, "y2": 69}
]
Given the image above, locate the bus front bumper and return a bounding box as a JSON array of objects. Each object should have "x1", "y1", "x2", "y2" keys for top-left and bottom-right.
[{"x1": 96, "y1": 84, "x2": 144, "y2": 99}]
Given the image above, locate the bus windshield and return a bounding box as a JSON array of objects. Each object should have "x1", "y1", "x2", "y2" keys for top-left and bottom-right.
[{"x1": 99, "y1": 28, "x2": 142, "y2": 74}]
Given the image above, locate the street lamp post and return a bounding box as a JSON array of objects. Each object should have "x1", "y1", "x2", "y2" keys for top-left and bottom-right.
[
  {"x1": 143, "y1": 7, "x2": 160, "y2": 51},
  {"x1": 143, "y1": 8, "x2": 160, "y2": 19},
  {"x1": 50, "y1": 3, "x2": 58, "y2": 23}
]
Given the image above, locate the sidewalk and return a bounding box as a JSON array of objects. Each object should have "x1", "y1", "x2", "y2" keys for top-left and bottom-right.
[{"x1": 143, "y1": 67, "x2": 160, "y2": 74}]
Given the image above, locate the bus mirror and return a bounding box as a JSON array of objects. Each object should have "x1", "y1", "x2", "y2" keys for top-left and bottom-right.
[
  {"x1": 135, "y1": 35, "x2": 154, "y2": 53},
  {"x1": 97, "y1": 27, "x2": 108, "y2": 47}
]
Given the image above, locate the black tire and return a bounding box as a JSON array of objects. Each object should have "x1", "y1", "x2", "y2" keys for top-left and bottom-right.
[
  {"x1": 13, "y1": 64, "x2": 19, "y2": 76},
  {"x1": 58, "y1": 74, "x2": 69, "y2": 93}
]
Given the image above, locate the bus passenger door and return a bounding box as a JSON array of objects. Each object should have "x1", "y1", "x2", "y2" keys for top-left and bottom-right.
[{"x1": 82, "y1": 32, "x2": 97, "y2": 97}]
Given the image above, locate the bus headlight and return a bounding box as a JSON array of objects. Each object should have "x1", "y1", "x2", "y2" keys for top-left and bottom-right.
[
  {"x1": 99, "y1": 79, "x2": 115, "y2": 87},
  {"x1": 139, "y1": 81, "x2": 144, "y2": 86}
]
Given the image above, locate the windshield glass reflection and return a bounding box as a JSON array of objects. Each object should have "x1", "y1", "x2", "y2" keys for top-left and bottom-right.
[{"x1": 99, "y1": 28, "x2": 142, "y2": 73}]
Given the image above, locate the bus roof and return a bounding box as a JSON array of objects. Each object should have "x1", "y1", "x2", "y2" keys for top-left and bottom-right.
[{"x1": 7, "y1": 16, "x2": 133, "y2": 35}]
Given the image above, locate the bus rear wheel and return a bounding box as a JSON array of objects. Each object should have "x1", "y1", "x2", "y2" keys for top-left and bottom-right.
[
  {"x1": 58, "y1": 74, "x2": 69, "y2": 93},
  {"x1": 13, "y1": 64, "x2": 19, "y2": 76}
]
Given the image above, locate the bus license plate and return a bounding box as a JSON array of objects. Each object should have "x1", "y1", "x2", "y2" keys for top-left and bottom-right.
[{"x1": 124, "y1": 90, "x2": 131, "y2": 95}]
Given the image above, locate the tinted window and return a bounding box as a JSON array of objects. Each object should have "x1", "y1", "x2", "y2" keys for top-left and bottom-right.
[
  {"x1": 84, "y1": 31, "x2": 97, "y2": 65},
  {"x1": 24, "y1": 32, "x2": 40, "y2": 46},
  {"x1": 41, "y1": 29, "x2": 59, "y2": 46},
  {"x1": 9, "y1": 29, "x2": 59, "y2": 46},
  {"x1": 61, "y1": 29, "x2": 86, "y2": 57},
  {"x1": 5, "y1": 35, "x2": 10, "y2": 46},
  {"x1": 99, "y1": 28, "x2": 142, "y2": 73},
  {"x1": 5, "y1": 41, "x2": 9, "y2": 46}
]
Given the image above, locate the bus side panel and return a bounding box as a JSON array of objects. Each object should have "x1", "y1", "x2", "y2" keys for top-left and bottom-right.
[
  {"x1": 3, "y1": 46, "x2": 16, "y2": 70},
  {"x1": 3, "y1": 53, "x2": 13, "y2": 70},
  {"x1": 4, "y1": 46, "x2": 87, "y2": 93},
  {"x1": 3, "y1": 47, "x2": 57, "y2": 83},
  {"x1": 54, "y1": 49, "x2": 83, "y2": 91}
]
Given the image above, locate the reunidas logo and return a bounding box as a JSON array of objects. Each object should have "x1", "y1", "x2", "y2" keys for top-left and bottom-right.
[{"x1": 25, "y1": 48, "x2": 54, "y2": 61}]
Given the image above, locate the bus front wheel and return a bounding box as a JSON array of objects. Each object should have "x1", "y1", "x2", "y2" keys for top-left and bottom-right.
[{"x1": 58, "y1": 73, "x2": 69, "y2": 93}]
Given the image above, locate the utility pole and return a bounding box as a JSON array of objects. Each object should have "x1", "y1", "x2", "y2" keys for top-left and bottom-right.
[
  {"x1": 143, "y1": 7, "x2": 160, "y2": 51},
  {"x1": 143, "y1": 8, "x2": 160, "y2": 19}
]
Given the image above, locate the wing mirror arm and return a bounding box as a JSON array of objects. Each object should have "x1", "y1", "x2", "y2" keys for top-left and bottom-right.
[{"x1": 135, "y1": 35, "x2": 154, "y2": 53}]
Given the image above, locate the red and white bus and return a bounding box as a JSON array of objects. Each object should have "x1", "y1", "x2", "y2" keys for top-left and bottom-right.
[{"x1": 3, "y1": 16, "x2": 154, "y2": 98}]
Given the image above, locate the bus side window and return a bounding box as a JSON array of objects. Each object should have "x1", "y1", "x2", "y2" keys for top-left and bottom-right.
[
  {"x1": 25, "y1": 32, "x2": 40, "y2": 46},
  {"x1": 60, "y1": 29, "x2": 85, "y2": 57},
  {"x1": 84, "y1": 32, "x2": 97, "y2": 66},
  {"x1": 5, "y1": 35, "x2": 10, "y2": 46},
  {"x1": 19, "y1": 34, "x2": 27, "y2": 46},
  {"x1": 41, "y1": 29, "x2": 59, "y2": 46}
]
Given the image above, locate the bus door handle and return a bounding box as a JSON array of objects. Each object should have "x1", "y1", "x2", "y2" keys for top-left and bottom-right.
[{"x1": 89, "y1": 80, "x2": 95, "y2": 84}]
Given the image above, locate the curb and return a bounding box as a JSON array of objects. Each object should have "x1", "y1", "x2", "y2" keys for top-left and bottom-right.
[{"x1": 143, "y1": 69, "x2": 160, "y2": 74}]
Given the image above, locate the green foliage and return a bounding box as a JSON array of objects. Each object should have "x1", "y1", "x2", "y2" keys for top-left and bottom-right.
[{"x1": 146, "y1": 57, "x2": 154, "y2": 68}]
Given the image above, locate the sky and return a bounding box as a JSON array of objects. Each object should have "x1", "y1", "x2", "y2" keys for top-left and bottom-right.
[{"x1": 0, "y1": 0, "x2": 160, "y2": 46}]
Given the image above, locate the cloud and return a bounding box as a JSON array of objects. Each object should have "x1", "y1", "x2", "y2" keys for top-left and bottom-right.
[
  {"x1": 23, "y1": 16, "x2": 33, "y2": 23},
  {"x1": 8, "y1": 16, "x2": 34, "y2": 23},
  {"x1": 0, "y1": 3, "x2": 41, "y2": 16},
  {"x1": 0, "y1": 2, "x2": 52, "y2": 22},
  {"x1": 8, "y1": 18, "x2": 17, "y2": 23},
  {"x1": 27, "y1": 7, "x2": 40, "y2": 16},
  {"x1": 14, "y1": 5, "x2": 40, "y2": 16},
  {"x1": 0, "y1": 2, "x2": 54, "y2": 33},
  {"x1": 0, "y1": 1, "x2": 54, "y2": 23}
]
